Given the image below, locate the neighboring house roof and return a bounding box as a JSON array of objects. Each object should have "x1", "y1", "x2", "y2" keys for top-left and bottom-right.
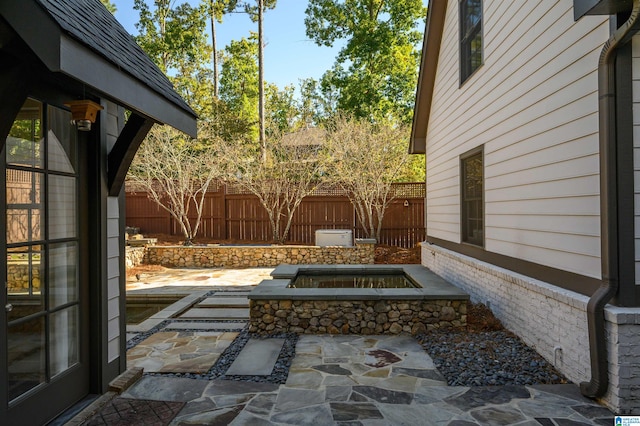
[
  {"x1": 0, "y1": 0, "x2": 197, "y2": 136},
  {"x1": 409, "y1": 0, "x2": 447, "y2": 155}
]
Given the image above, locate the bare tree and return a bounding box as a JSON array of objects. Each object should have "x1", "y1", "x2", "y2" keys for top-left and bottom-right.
[
  {"x1": 325, "y1": 115, "x2": 410, "y2": 241},
  {"x1": 127, "y1": 124, "x2": 222, "y2": 245},
  {"x1": 220, "y1": 127, "x2": 325, "y2": 244}
]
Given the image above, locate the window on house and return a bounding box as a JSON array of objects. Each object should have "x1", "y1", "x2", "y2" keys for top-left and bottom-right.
[
  {"x1": 461, "y1": 148, "x2": 483, "y2": 246},
  {"x1": 460, "y1": 0, "x2": 483, "y2": 84}
]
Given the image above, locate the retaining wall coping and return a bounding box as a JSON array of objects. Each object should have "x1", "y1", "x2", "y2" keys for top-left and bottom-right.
[{"x1": 250, "y1": 264, "x2": 469, "y2": 301}]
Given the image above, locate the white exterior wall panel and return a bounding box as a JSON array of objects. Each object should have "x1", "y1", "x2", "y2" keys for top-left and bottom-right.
[{"x1": 425, "y1": 0, "x2": 608, "y2": 278}]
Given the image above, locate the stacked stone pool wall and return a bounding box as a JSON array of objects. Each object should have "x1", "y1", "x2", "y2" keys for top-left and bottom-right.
[
  {"x1": 248, "y1": 264, "x2": 469, "y2": 335},
  {"x1": 249, "y1": 298, "x2": 466, "y2": 335}
]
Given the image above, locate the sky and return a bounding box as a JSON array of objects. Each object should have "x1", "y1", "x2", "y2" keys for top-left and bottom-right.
[{"x1": 112, "y1": 0, "x2": 346, "y2": 90}]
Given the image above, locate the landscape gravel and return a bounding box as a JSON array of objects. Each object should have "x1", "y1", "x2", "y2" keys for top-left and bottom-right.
[{"x1": 418, "y1": 329, "x2": 567, "y2": 386}]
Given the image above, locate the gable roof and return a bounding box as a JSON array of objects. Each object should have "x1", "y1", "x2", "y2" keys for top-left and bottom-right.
[
  {"x1": 0, "y1": 0, "x2": 197, "y2": 136},
  {"x1": 409, "y1": 0, "x2": 447, "y2": 154}
]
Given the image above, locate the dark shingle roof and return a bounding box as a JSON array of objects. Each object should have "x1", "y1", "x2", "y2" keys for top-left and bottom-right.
[{"x1": 35, "y1": 0, "x2": 195, "y2": 116}]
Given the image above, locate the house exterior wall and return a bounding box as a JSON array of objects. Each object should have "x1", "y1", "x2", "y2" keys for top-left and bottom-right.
[
  {"x1": 420, "y1": 0, "x2": 640, "y2": 414},
  {"x1": 425, "y1": 0, "x2": 609, "y2": 279},
  {"x1": 105, "y1": 101, "x2": 122, "y2": 363}
]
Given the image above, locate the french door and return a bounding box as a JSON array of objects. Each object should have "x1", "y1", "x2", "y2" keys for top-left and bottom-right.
[{"x1": 3, "y1": 98, "x2": 89, "y2": 425}]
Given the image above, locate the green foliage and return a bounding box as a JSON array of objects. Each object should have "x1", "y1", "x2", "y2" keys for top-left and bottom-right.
[
  {"x1": 242, "y1": 0, "x2": 278, "y2": 22},
  {"x1": 219, "y1": 33, "x2": 259, "y2": 139},
  {"x1": 209, "y1": 0, "x2": 239, "y2": 22},
  {"x1": 133, "y1": 0, "x2": 212, "y2": 116},
  {"x1": 100, "y1": 0, "x2": 117, "y2": 13},
  {"x1": 265, "y1": 84, "x2": 298, "y2": 133},
  {"x1": 305, "y1": 0, "x2": 426, "y2": 124}
]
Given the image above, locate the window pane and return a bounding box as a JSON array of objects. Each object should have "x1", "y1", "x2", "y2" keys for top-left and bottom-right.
[
  {"x1": 7, "y1": 99, "x2": 43, "y2": 168},
  {"x1": 7, "y1": 246, "x2": 44, "y2": 321},
  {"x1": 48, "y1": 175, "x2": 76, "y2": 239},
  {"x1": 7, "y1": 170, "x2": 43, "y2": 244},
  {"x1": 48, "y1": 105, "x2": 76, "y2": 173},
  {"x1": 8, "y1": 317, "x2": 45, "y2": 402},
  {"x1": 49, "y1": 242, "x2": 78, "y2": 308},
  {"x1": 50, "y1": 306, "x2": 79, "y2": 377},
  {"x1": 462, "y1": 151, "x2": 483, "y2": 246},
  {"x1": 460, "y1": 0, "x2": 482, "y2": 83}
]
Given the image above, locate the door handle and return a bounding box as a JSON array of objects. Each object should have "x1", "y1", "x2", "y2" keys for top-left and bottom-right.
[{"x1": 5, "y1": 303, "x2": 13, "y2": 312}]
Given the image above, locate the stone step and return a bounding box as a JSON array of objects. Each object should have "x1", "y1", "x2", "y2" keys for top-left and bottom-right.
[
  {"x1": 178, "y1": 308, "x2": 249, "y2": 320},
  {"x1": 166, "y1": 321, "x2": 247, "y2": 331},
  {"x1": 211, "y1": 291, "x2": 251, "y2": 297},
  {"x1": 225, "y1": 338, "x2": 285, "y2": 376},
  {"x1": 197, "y1": 297, "x2": 248, "y2": 308}
]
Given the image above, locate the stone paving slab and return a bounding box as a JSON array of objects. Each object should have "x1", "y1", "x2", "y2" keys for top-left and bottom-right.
[
  {"x1": 166, "y1": 321, "x2": 247, "y2": 331},
  {"x1": 127, "y1": 331, "x2": 237, "y2": 373},
  {"x1": 178, "y1": 307, "x2": 249, "y2": 319},
  {"x1": 211, "y1": 291, "x2": 252, "y2": 297},
  {"x1": 197, "y1": 297, "x2": 249, "y2": 308},
  {"x1": 226, "y1": 338, "x2": 285, "y2": 376}
]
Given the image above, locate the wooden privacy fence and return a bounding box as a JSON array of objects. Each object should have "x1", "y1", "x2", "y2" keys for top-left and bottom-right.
[{"x1": 125, "y1": 182, "x2": 426, "y2": 248}]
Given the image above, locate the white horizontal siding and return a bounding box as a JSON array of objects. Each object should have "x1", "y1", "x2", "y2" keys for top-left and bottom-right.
[{"x1": 425, "y1": 0, "x2": 609, "y2": 279}]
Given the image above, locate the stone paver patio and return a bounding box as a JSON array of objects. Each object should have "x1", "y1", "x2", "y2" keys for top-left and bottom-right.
[{"x1": 66, "y1": 267, "x2": 614, "y2": 425}]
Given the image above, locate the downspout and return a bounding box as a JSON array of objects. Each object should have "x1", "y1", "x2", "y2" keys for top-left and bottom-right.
[{"x1": 580, "y1": 0, "x2": 640, "y2": 399}]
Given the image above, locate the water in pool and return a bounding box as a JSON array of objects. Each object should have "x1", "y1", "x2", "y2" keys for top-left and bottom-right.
[{"x1": 289, "y1": 272, "x2": 420, "y2": 289}]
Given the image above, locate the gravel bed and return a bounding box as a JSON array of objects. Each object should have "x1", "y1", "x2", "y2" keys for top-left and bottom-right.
[{"x1": 417, "y1": 329, "x2": 567, "y2": 386}]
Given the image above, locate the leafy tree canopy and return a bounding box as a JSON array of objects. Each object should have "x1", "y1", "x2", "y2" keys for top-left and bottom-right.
[
  {"x1": 219, "y1": 33, "x2": 259, "y2": 140},
  {"x1": 133, "y1": 0, "x2": 213, "y2": 117},
  {"x1": 305, "y1": 0, "x2": 426, "y2": 123}
]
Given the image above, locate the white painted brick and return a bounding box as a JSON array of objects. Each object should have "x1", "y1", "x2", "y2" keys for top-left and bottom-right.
[{"x1": 422, "y1": 243, "x2": 640, "y2": 414}]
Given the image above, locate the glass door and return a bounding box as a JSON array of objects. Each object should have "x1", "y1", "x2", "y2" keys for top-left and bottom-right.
[{"x1": 4, "y1": 98, "x2": 88, "y2": 424}]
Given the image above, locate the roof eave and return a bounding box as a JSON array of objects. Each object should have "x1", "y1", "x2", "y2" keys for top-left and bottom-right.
[
  {"x1": 410, "y1": 0, "x2": 447, "y2": 155},
  {"x1": 0, "y1": 0, "x2": 197, "y2": 137},
  {"x1": 59, "y1": 34, "x2": 197, "y2": 137}
]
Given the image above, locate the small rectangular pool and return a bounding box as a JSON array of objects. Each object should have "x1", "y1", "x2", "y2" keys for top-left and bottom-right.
[
  {"x1": 126, "y1": 296, "x2": 181, "y2": 325},
  {"x1": 289, "y1": 271, "x2": 419, "y2": 289},
  {"x1": 249, "y1": 264, "x2": 469, "y2": 335}
]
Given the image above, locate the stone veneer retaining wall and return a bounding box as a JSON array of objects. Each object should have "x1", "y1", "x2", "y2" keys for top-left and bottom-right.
[
  {"x1": 144, "y1": 242, "x2": 375, "y2": 268},
  {"x1": 7, "y1": 263, "x2": 40, "y2": 292},
  {"x1": 421, "y1": 243, "x2": 640, "y2": 414},
  {"x1": 249, "y1": 299, "x2": 466, "y2": 335},
  {"x1": 126, "y1": 247, "x2": 146, "y2": 268}
]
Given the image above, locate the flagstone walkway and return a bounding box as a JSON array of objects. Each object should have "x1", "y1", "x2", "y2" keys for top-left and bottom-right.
[{"x1": 67, "y1": 267, "x2": 615, "y2": 425}]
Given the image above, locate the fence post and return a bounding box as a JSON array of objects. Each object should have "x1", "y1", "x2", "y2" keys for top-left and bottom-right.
[{"x1": 223, "y1": 183, "x2": 228, "y2": 240}]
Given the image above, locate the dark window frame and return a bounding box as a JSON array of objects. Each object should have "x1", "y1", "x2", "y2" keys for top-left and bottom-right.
[
  {"x1": 460, "y1": 146, "x2": 484, "y2": 247},
  {"x1": 459, "y1": 0, "x2": 483, "y2": 84}
]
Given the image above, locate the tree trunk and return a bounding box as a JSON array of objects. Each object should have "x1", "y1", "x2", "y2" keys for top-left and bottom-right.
[
  {"x1": 258, "y1": 0, "x2": 266, "y2": 163},
  {"x1": 210, "y1": 0, "x2": 219, "y2": 98}
]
